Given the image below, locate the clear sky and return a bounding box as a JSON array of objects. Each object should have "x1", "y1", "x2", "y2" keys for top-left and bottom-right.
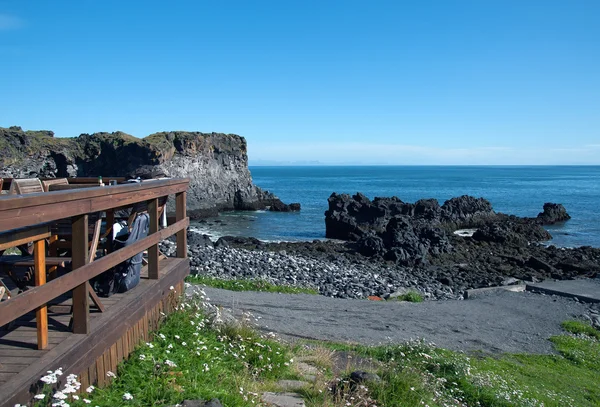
[{"x1": 1, "y1": 1, "x2": 599, "y2": 165}]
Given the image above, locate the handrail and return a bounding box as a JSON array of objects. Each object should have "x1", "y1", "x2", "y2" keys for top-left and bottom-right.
[
  {"x1": 0, "y1": 179, "x2": 189, "y2": 232},
  {"x1": 0, "y1": 177, "x2": 190, "y2": 345},
  {"x1": 0, "y1": 217, "x2": 189, "y2": 327}
]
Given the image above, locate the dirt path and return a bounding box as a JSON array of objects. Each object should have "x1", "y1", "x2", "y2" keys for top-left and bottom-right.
[{"x1": 196, "y1": 286, "x2": 599, "y2": 354}]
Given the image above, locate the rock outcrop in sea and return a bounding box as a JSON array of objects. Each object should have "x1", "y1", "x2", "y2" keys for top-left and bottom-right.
[
  {"x1": 324, "y1": 193, "x2": 561, "y2": 266},
  {"x1": 0, "y1": 126, "x2": 299, "y2": 217}
]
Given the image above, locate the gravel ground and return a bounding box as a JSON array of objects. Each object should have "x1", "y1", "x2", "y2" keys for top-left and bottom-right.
[{"x1": 192, "y1": 286, "x2": 599, "y2": 355}]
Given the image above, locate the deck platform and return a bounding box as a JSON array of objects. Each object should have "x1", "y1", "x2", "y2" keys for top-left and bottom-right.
[{"x1": 0, "y1": 257, "x2": 189, "y2": 407}]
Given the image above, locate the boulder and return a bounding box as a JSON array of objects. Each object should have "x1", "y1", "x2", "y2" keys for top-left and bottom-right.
[
  {"x1": 269, "y1": 200, "x2": 302, "y2": 212},
  {"x1": 355, "y1": 234, "x2": 386, "y2": 257},
  {"x1": 441, "y1": 195, "x2": 496, "y2": 226},
  {"x1": 537, "y1": 203, "x2": 571, "y2": 224},
  {"x1": 187, "y1": 231, "x2": 214, "y2": 248}
]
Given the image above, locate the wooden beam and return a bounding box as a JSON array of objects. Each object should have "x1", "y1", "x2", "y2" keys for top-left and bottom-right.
[
  {"x1": 148, "y1": 199, "x2": 159, "y2": 279},
  {"x1": 0, "y1": 218, "x2": 189, "y2": 327},
  {"x1": 34, "y1": 239, "x2": 48, "y2": 350},
  {"x1": 176, "y1": 191, "x2": 187, "y2": 259},
  {"x1": 105, "y1": 209, "x2": 114, "y2": 253},
  {"x1": 0, "y1": 224, "x2": 51, "y2": 251},
  {"x1": 71, "y1": 214, "x2": 89, "y2": 335},
  {"x1": 0, "y1": 179, "x2": 189, "y2": 232},
  {"x1": 48, "y1": 234, "x2": 58, "y2": 280}
]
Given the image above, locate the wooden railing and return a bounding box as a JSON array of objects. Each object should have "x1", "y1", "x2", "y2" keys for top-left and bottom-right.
[{"x1": 0, "y1": 178, "x2": 189, "y2": 348}]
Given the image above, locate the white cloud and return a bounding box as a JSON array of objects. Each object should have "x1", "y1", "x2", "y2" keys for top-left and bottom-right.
[{"x1": 0, "y1": 14, "x2": 23, "y2": 30}]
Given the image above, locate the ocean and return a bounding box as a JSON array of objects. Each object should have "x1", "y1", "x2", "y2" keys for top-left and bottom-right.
[{"x1": 191, "y1": 166, "x2": 600, "y2": 248}]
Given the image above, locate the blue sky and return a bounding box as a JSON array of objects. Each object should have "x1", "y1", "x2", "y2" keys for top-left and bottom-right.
[{"x1": 1, "y1": 0, "x2": 599, "y2": 165}]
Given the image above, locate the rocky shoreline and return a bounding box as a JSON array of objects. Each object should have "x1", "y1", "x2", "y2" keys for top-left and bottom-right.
[
  {"x1": 160, "y1": 194, "x2": 599, "y2": 302},
  {"x1": 160, "y1": 230, "x2": 600, "y2": 302}
]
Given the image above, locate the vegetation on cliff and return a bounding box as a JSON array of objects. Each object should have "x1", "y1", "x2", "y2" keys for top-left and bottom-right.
[{"x1": 0, "y1": 126, "x2": 246, "y2": 177}]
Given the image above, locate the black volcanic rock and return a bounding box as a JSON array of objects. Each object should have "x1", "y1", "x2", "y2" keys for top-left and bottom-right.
[
  {"x1": 355, "y1": 234, "x2": 386, "y2": 257},
  {"x1": 324, "y1": 193, "x2": 565, "y2": 266},
  {"x1": 537, "y1": 203, "x2": 571, "y2": 224},
  {"x1": 268, "y1": 200, "x2": 302, "y2": 212},
  {"x1": 440, "y1": 195, "x2": 496, "y2": 227}
]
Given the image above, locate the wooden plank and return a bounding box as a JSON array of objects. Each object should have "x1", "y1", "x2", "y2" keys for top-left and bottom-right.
[
  {"x1": 96, "y1": 355, "x2": 105, "y2": 387},
  {"x1": 0, "y1": 258, "x2": 189, "y2": 406},
  {"x1": 48, "y1": 234, "x2": 58, "y2": 280},
  {"x1": 0, "y1": 224, "x2": 51, "y2": 251},
  {"x1": 41, "y1": 179, "x2": 68, "y2": 192},
  {"x1": 148, "y1": 198, "x2": 159, "y2": 279},
  {"x1": 0, "y1": 373, "x2": 15, "y2": 383},
  {"x1": 110, "y1": 344, "x2": 118, "y2": 375},
  {"x1": 116, "y1": 334, "x2": 123, "y2": 364},
  {"x1": 10, "y1": 179, "x2": 43, "y2": 195},
  {"x1": 79, "y1": 369, "x2": 89, "y2": 393},
  {"x1": 0, "y1": 219, "x2": 189, "y2": 327},
  {"x1": 0, "y1": 356, "x2": 39, "y2": 365},
  {"x1": 71, "y1": 215, "x2": 90, "y2": 335},
  {"x1": 34, "y1": 239, "x2": 48, "y2": 350},
  {"x1": 124, "y1": 330, "x2": 130, "y2": 358},
  {"x1": 103, "y1": 351, "x2": 111, "y2": 381},
  {"x1": 66, "y1": 177, "x2": 126, "y2": 185},
  {"x1": 105, "y1": 209, "x2": 114, "y2": 254},
  {"x1": 0, "y1": 179, "x2": 189, "y2": 231},
  {"x1": 143, "y1": 312, "x2": 149, "y2": 341},
  {"x1": 176, "y1": 191, "x2": 187, "y2": 258},
  {"x1": 0, "y1": 349, "x2": 44, "y2": 357},
  {"x1": 88, "y1": 361, "x2": 97, "y2": 387}
]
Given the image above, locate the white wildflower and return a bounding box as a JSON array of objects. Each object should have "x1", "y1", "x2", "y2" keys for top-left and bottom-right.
[
  {"x1": 123, "y1": 392, "x2": 134, "y2": 400},
  {"x1": 53, "y1": 391, "x2": 68, "y2": 400},
  {"x1": 34, "y1": 394, "x2": 46, "y2": 400}
]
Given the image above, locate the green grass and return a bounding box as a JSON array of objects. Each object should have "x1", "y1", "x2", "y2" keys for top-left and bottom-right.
[
  {"x1": 562, "y1": 320, "x2": 600, "y2": 340},
  {"x1": 35, "y1": 297, "x2": 294, "y2": 407},
  {"x1": 186, "y1": 275, "x2": 319, "y2": 295},
  {"x1": 321, "y1": 320, "x2": 600, "y2": 407},
  {"x1": 31, "y1": 292, "x2": 600, "y2": 407},
  {"x1": 392, "y1": 290, "x2": 424, "y2": 303}
]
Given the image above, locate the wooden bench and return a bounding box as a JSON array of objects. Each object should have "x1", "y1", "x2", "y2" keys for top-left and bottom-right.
[
  {"x1": 41, "y1": 178, "x2": 69, "y2": 192},
  {"x1": 8, "y1": 178, "x2": 44, "y2": 195},
  {"x1": 0, "y1": 217, "x2": 105, "y2": 313}
]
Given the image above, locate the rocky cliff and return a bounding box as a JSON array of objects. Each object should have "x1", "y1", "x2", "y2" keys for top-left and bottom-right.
[{"x1": 0, "y1": 126, "x2": 287, "y2": 217}]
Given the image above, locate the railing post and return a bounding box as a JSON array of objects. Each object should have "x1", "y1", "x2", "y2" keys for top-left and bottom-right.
[
  {"x1": 72, "y1": 214, "x2": 90, "y2": 334},
  {"x1": 34, "y1": 238, "x2": 48, "y2": 349},
  {"x1": 105, "y1": 209, "x2": 114, "y2": 253},
  {"x1": 148, "y1": 198, "x2": 159, "y2": 279},
  {"x1": 176, "y1": 191, "x2": 187, "y2": 259}
]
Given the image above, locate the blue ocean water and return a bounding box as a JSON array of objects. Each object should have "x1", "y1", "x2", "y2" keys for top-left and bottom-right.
[{"x1": 191, "y1": 166, "x2": 600, "y2": 248}]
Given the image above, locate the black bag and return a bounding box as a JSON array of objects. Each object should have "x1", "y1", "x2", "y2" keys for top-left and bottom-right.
[{"x1": 92, "y1": 213, "x2": 150, "y2": 297}]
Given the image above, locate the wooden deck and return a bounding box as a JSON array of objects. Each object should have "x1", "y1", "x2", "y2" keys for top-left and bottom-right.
[
  {"x1": 0, "y1": 177, "x2": 190, "y2": 406},
  {"x1": 0, "y1": 257, "x2": 189, "y2": 407}
]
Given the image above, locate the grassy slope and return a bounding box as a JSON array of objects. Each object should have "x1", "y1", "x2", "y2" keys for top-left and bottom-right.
[{"x1": 31, "y1": 286, "x2": 600, "y2": 407}]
